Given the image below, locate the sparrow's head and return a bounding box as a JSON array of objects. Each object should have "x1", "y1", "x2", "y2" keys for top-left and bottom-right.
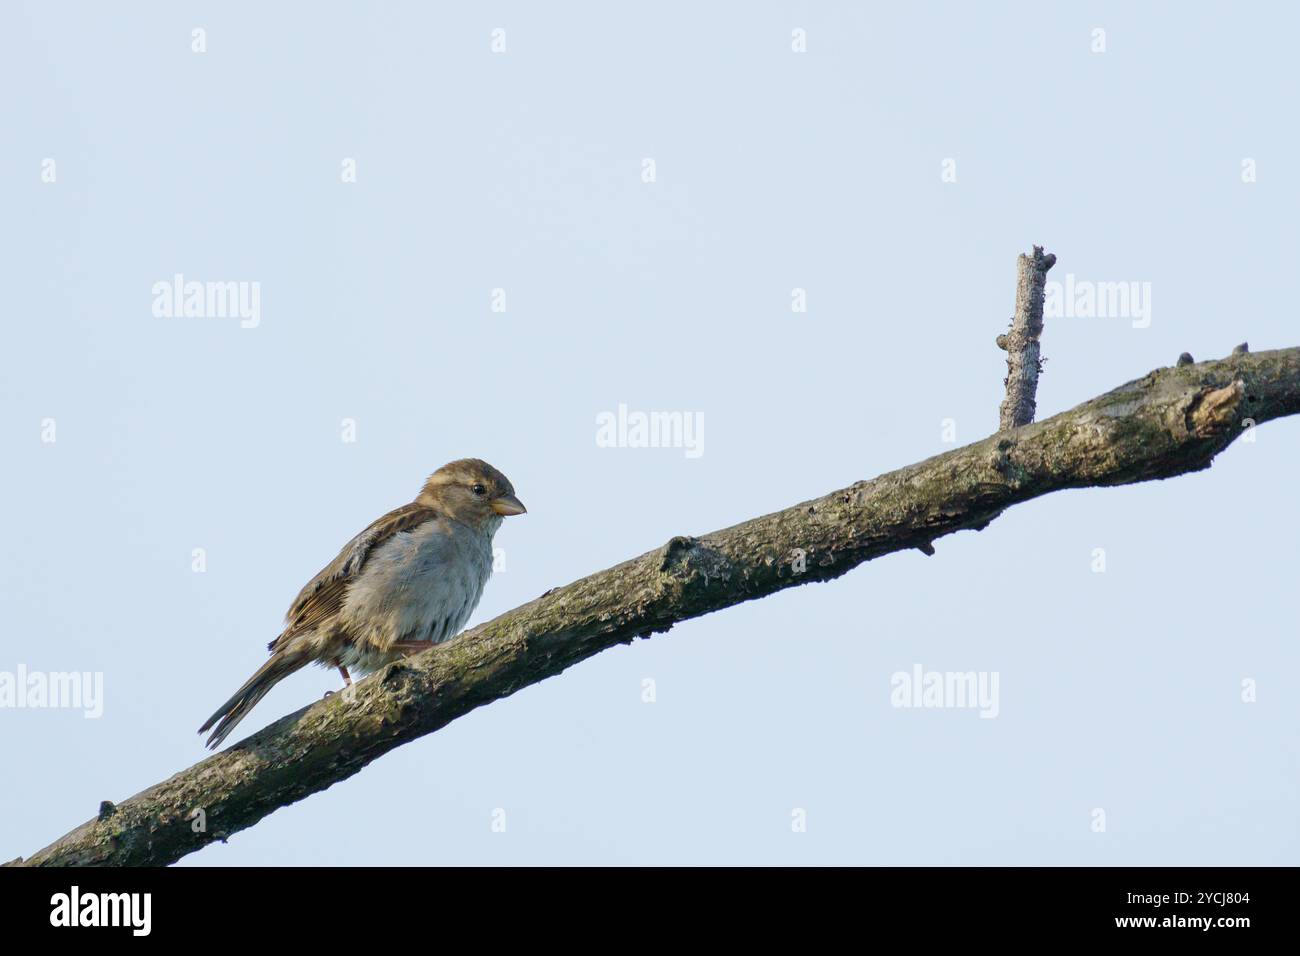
[{"x1": 418, "y1": 458, "x2": 526, "y2": 530}]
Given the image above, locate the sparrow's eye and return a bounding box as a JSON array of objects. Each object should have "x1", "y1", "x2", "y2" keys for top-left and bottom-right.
[{"x1": 471, "y1": 483, "x2": 487, "y2": 497}]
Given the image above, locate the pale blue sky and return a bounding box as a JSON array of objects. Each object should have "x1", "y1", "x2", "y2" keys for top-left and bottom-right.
[{"x1": 2, "y1": 1, "x2": 1297, "y2": 865}]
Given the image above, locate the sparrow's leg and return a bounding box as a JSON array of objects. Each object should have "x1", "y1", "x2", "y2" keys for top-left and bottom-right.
[
  {"x1": 331, "y1": 658, "x2": 352, "y2": 686},
  {"x1": 390, "y1": 641, "x2": 436, "y2": 657}
]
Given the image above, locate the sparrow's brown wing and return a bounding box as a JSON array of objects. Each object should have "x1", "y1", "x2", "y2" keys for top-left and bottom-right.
[{"x1": 268, "y1": 502, "x2": 439, "y2": 651}]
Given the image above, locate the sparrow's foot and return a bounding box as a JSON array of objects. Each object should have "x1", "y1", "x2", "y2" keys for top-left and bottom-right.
[{"x1": 328, "y1": 658, "x2": 353, "y2": 687}]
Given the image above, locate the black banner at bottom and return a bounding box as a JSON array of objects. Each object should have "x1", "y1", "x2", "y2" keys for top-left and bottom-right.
[{"x1": 0, "y1": 865, "x2": 1282, "y2": 942}]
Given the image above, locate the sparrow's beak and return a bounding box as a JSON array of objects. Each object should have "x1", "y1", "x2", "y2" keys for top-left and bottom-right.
[{"x1": 490, "y1": 494, "x2": 527, "y2": 516}]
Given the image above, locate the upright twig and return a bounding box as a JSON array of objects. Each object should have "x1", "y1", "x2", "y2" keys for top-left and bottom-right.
[{"x1": 998, "y1": 246, "x2": 1057, "y2": 430}]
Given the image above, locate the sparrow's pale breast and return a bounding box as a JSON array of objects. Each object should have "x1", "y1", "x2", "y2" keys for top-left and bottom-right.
[{"x1": 336, "y1": 517, "x2": 495, "y2": 672}]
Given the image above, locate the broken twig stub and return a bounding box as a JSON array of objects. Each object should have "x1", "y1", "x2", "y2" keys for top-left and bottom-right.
[{"x1": 998, "y1": 246, "x2": 1057, "y2": 430}]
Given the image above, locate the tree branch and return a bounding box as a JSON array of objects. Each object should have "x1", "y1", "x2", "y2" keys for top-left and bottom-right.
[
  {"x1": 998, "y1": 245, "x2": 1056, "y2": 430},
  {"x1": 9, "y1": 346, "x2": 1300, "y2": 867}
]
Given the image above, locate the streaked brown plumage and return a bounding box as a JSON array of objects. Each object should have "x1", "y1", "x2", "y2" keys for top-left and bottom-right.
[{"x1": 199, "y1": 459, "x2": 525, "y2": 749}]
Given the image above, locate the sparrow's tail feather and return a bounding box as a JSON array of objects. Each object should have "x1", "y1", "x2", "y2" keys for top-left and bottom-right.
[{"x1": 199, "y1": 651, "x2": 310, "y2": 749}]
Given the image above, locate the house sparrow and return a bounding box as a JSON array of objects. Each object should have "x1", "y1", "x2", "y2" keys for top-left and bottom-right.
[{"x1": 199, "y1": 459, "x2": 525, "y2": 749}]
